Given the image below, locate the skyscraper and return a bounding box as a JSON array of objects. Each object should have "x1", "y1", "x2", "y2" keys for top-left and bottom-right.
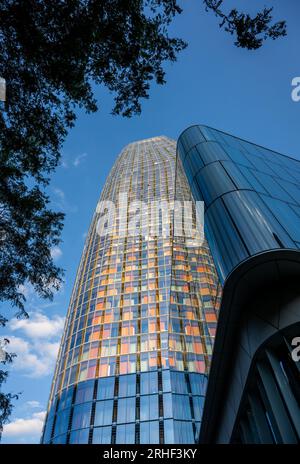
[
  {"x1": 177, "y1": 125, "x2": 300, "y2": 444},
  {"x1": 42, "y1": 136, "x2": 221, "y2": 444}
]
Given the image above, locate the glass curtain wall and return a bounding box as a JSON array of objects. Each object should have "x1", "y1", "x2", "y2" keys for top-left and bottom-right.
[{"x1": 42, "y1": 136, "x2": 221, "y2": 444}]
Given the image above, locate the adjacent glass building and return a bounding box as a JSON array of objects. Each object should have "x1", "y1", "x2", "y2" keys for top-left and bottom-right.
[
  {"x1": 41, "y1": 136, "x2": 221, "y2": 444},
  {"x1": 177, "y1": 125, "x2": 300, "y2": 444}
]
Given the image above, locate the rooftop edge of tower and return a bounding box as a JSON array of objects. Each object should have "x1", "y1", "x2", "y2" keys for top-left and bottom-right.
[{"x1": 123, "y1": 135, "x2": 175, "y2": 150}]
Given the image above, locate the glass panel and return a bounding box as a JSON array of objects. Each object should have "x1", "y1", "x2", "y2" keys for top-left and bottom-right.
[
  {"x1": 52, "y1": 434, "x2": 67, "y2": 444},
  {"x1": 164, "y1": 419, "x2": 174, "y2": 444},
  {"x1": 205, "y1": 199, "x2": 248, "y2": 280},
  {"x1": 140, "y1": 371, "x2": 158, "y2": 395},
  {"x1": 162, "y1": 370, "x2": 171, "y2": 392},
  {"x1": 94, "y1": 400, "x2": 113, "y2": 426},
  {"x1": 140, "y1": 421, "x2": 160, "y2": 444},
  {"x1": 189, "y1": 373, "x2": 207, "y2": 396},
  {"x1": 43, "y1": 408, "x2": 55, "y2": 443},
  {"x1": 193, "y1": 162, "x2": 235, "y2": 206},
  {"x1": 58, "y1": 387, "x2": 74, "y2": 410},
  {"x1": 116, "y1": 423, "x2": 135, "y2": 444},
  {"x1": 117, "y1": 397, "x2": 136, "y2": 423},
  {"x1": 251, "y1": 171, "x2": 294, "y2": 203},
  {"x1": 243, "y1": 153, "x2": 272, "y2": 174},
  {"x1": 118, "y1": 374, "x2": 136, "y2": 397},
  {"x1": 277, "y1": 178, "x2": 300, "y2": 205},
  {"x1": 75, "y1": 380, "x2": 94, "y2": 404},
  {"x1": 193, "y1": 396, "x2": 205, "y2": 422},
  {"x1": 170, "y1": 372, "x2": 188, "y2": 394},
  {"x1": 225, "y1": 146, "x2": 255, "y2": 168},
  {"x1": 140, "y1": 395, "x2": 159, "y2": 421},
  {"x1": 223, "y1": 191, "x2": 295, "y2": 253},
  {"x1": 172, "y1": 395, "x2": 192, "y2": 420},
  {"x1": 97, "y1": 377, "x2": 115, "y2": 400},
  {"x1": 71, "y1": 402, "x2": 92, "y2": 430},
  {"x1": 221, "y1": 161, "x2": 252, "y2": 190},
  {"x1": 163, "y1": 393, "x2": 173, "y2": 419},
  {"x1": 238, "y1": 165, "x2": 268, "y2": 194},
  {"x1": 69, "y1": 428, "x2": 89, "y2": 444},
  {"x1": 197, "y1": 141, "x2": 229, "y2": 165},
  {"x1": 53, "y1": 408, "x2": 71, "y2": 437},
  {"x1": 173, "y1": 420, "x2": 195, "y2": 444},
  {"x1": 178, "y1": 127, "x2": 206, "y2": 155},
  {"x1": 92, "y1": 426, "x2": 112, "y2": 444},
  {"x1": 262, "y1": 196, "x2": 300, "y2": 242}
]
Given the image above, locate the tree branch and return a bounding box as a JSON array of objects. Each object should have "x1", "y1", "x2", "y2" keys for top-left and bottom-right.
[{"x1": 203, "y1": 0, "x2": 287, "y2": 49}]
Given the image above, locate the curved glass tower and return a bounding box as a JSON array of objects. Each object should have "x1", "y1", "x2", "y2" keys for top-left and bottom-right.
[
  {"x1": 177, "y1": 125, "x2": 300, "y2": 444},
  {"x1": 42, "y1": 136, "x2": 221, "y2": 444}
]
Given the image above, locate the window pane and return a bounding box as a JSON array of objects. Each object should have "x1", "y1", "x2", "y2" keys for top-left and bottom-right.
[
  {"x1": 170, "y1": 372, "x2": 188, "y2": 394},
  {"x1": 164, "y1": 419, "x2": 174, "y2": 444},
  {"x1": 97, "y1": 377, "x2": 115, "y2": 400},
  {"x1": 116, "y1": 424, "x2": 135, "y2": 444},
  {"x1": 162, "y1": 370, "x2": 171, "y2": 393},
  {"x1": 189, "y1": 373, "x2": 207, "y2": 396},
  {"x1": 117, "y1": 397, "x2": 135, "y2": 423},
  {"x1": 94, "y1": 400, "x2": 113, "y2": 426},
  {"x1": 75, "y1": 380, "x2": 94, "y2": 404},
  {"x1": 119, "y1": 374, "x2": 136, "y2": 397},
  {"x1": 140, "y1": 395, "x2": 159, "y2": 421},
  {"x1": 92, "y1": 426, "x2": 112, "y2": 444},
  {"x1": 251, "y1": 171, "x2": 294, "y2": 203},
  {"x1": 52, "y1": 434, "x2": 67, "y2": 444},
  {"x1": 58, "y1": 387, "x2": 74, "y2": 410},
  {"x1": 69, "y1": 428, "x2": 89, "y2": 444},
  {"x1": 71, "y1": 402, "x2": 92, "y2": 430},
  {"x1": 223, "y1": 191, "x2": 295, "y2": 253},
  {"x1": 193, "y1": 396, "x2": 204, "y2": 422},
  {"x1": 43, "y1": 409, "x2": 55, "y2": 443},
  {"x1": 140, "y1": 421, "x2": 159, "y2": 444},
  {"x1": 163, "y1": 393, "x2": 173, "y2": 419},
  {"x1": 262, "y1": 196, "x2": 300, "y2": 242},
  {"x1": 173, "y1": 395, "x2": 191, "y2": 420},
  {"x1": 53, "y1": 408, "x2": 71, "y2": 437},
  {"x1": 140, "y1": 371, "x2": 158, "y2": 395},
  {"x1": 174, "y1": 420, "x2": 195, "y2": 444}
]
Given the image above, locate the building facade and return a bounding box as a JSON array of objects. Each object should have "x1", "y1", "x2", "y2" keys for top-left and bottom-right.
[
  {"x1": 41, "y1": 136, "x2": 221, "y2": 444},
  {"x1": 177, "y1": 125, "x2": 300, "y2": 444}
]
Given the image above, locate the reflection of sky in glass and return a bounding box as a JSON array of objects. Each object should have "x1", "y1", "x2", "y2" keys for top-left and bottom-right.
[
  {"x1": 42, "y1": 136, "x2": 221, "y2": 444},
  {"x1": 179, "y1": 125, "x2": 300, "y2": 283}
]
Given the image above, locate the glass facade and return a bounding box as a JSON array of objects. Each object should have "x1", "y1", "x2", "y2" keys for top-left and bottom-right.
[
  {"x1": 42, "y1": 136, "x2": 221, "y2": 444},
  {"x1": 177, "y1": 125, "x2": 300, "y2": 283},
  {"x1": 177, "y1": 125, "x2": 300, "y2": 444}
]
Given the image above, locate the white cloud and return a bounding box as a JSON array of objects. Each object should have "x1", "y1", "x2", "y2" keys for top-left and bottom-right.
[
  {"x1": 3, "y1": 411, "x2": 46, "y2": 438},
  {"x1": 52, "y1": 187, "x2": 65, "y2": 200},
  {"x1": 26, "y1": 401, "x2": 42, "y2": 409},
  {"x1": 60, "y1": 158, "x2": 69, "y2": 169},
  {"x1": 52, "y1": 187, "x2": 78, "y2": 213},
  {"x1": 73, "y1": 152, "x2": 87, "y2": 167},
  {"x1": 50, "y1": 246, "x2": 62, "y2": 261},
  {"x1": 6, "y1": 335, "x2": 60, "y2": 377},
  {"x1": 6, "y1": 311, "x2": 64, "y2": 377},
  {"x1": 9, "y1": 312, "x2": 65, "y2": 339},
  {"x1": 59, "y1": 152, "x2": 87, "y2": 169}
]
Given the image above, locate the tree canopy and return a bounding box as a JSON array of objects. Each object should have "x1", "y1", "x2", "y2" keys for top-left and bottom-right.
[
  {"x1": 0, "y1": 0, "x2": 186, "y2": 437},
  {"x1": 0, "y1": 0, "x2": 186, "y2": 312},
  {"x1": 204, "y1": 1, "x2": 286, "y2": 50}
]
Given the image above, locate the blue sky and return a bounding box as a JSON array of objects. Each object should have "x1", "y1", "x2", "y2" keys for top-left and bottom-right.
[{"x1": 2, "y1": 0, "x2": 300, "y2": 443}]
